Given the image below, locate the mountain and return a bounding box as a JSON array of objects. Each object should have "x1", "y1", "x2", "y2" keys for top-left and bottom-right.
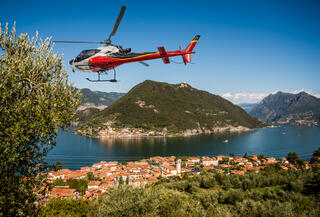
[
  {"x1": 250, "y1": 91, "x2": 320, "y2": 126},
  {"x1": 73, "y1": 89, "x2": 125, "y2": 123},
  {"x1": 75, "y1": 80, "x2": 266, "y2": 137},
  {"x1": 77, "y1": 88, "x2": 125, "y2": 111},
  {"x1": 238, "y1": 103, "x2": 258, "y2": 113}
]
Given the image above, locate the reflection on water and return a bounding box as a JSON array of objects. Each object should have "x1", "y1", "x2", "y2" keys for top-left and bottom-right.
[{"x1": 47, "y1": 125, "x2": 320, "y2": 170}]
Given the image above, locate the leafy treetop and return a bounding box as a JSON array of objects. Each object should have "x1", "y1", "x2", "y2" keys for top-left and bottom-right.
[{"x1": 0, "y1": 22, "x2": 81, "y2": 216}]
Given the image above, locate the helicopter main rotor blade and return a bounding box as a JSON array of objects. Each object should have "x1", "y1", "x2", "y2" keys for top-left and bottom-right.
[
  {"x1": 138, "y1": 61, "x2": 150, "y2": 67},
  {"x1": 53, "y1": 41, "x2": 105, "y2": 44},
  {"x1": 105, "y1": 6, "x2": 126, "y2": 44}
]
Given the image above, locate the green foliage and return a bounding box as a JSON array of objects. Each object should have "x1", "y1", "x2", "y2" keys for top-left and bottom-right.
[
  {"x1": 258, "y1": 154, "x2": 265, "y2": 160},
  {"x1": 243, "y1": 152, "x2": 249, "y2": 158},
  {"x1": 77, "y1": 80, "x2": 266, "y2": 135},
  {"x1": 287, "y1": 152, "x2": 299, "y2": 164},
  {"x1": 54, "y1": 161, "x2": 63, "y2": 171},
  {"x1": 74, "y1": 107, "x2": 100, "y2": 123},
  {"x1": 50, "y1": 178, "x2": 65, "y2": 189},
  {"x1": 86, "y1": 167, "x2": 320, "y2": 216},
  {"x1": 310, "y1": 147, "x2": 320, "y2": 164},
  {"x1": 40, "y1": 198, "x2": 90, "y2": 217},
  {"x1": 50, "y1": 178, "x2": 88, "y2": 195},
  {"x1": 0, "y1": 23, "x2": 81, "y2": 216},
  {"x1": 242, "y1": 178, "x2": 252, "y2": 191},
  {"x1": 200, "y1": 173, "x2": 216, "y2": 188},
  {"x1": 182, "y1": 172, "x2": 189, "y2": 180},
  {"x1": 87, "y1": 172, "x2": 95, "y2": 181},
  {"x1": 119, "y1": 176, "x2": 124, "y2": 186},
  {"x1": 66, "y1": 179, "x2": 88, "y2": 195},
  {"x1": 91, "y1": 186, "x2": 205, "y2": 217},
  {"x1": 288, "y1": 180, "x2": 304, "y2": 193}
]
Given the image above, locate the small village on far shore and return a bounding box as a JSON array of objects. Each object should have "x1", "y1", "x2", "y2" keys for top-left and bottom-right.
[
  {"x1": 76, "y1": 122, "x2": 253, "y2": 138},
  {"x1": 39, "y1": 152, "x2": 316, "y2": 203}
]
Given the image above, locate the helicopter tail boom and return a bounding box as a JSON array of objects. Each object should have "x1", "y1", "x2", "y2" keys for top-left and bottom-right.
[{"x1": 182, "y1": 35, "x2": 200, "y2": 63}]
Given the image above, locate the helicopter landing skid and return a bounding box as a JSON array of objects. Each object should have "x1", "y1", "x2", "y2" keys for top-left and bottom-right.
[
  {"x1": 86, "y1": 78, "x2": 118, "y2": 82},
  {"x1": 86, "y1": 69, "x2": 118, "y2": 82}
]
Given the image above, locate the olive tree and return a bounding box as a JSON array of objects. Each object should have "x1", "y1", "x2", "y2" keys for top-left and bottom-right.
[{"x1": 0, "y1": 23, "x2": 81, "y2": 216}]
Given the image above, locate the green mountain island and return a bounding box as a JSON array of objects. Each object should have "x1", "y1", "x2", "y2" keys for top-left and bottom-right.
[
  {"x1": 75, "y1": 80, "x2": 266, "y2": 137},
  {"x1": 250, "y1": 91, "x2": 320, "y2": 126}
]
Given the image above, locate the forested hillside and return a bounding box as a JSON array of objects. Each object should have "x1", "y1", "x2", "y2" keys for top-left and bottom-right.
[{"x1": 76, "y1": 80, "x2": 266, "y2": 137}]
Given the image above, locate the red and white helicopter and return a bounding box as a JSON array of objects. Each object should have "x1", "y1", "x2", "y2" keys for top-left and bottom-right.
[{"x1": 54, "y1": 6, "x2": 200, "y2": 82}]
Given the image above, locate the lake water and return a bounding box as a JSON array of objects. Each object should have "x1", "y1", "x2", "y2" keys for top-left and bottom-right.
[{"x1": 46, "y1": 125, "x2": 320, "y2": 170}]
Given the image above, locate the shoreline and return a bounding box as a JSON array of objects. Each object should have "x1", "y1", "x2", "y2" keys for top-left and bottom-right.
[{"x1": 75, "y1": 125, "x2": 263, "y2": 139}]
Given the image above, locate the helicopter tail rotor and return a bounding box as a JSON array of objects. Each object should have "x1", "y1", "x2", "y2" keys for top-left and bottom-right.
[{"x1": 182, "y1": 35, "x2": 200, "y2": 64}]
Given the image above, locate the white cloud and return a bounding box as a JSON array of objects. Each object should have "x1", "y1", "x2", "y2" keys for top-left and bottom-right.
[
  {"x1": 221, "y1": 90, "x2": 320, "y2": 104},
  {"x1": 221, "y1": 92, "x2": 269, "y2": 104}
]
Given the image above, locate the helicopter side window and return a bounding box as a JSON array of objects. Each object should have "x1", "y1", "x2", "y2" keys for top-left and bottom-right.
[{"x1": 74, "y1": 49, "x2": 100, "y2": 62}]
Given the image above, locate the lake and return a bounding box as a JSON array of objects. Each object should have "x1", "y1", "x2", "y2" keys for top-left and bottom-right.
[{"x1": 46, "y1": 125, "x2": 320, "y2": 170}]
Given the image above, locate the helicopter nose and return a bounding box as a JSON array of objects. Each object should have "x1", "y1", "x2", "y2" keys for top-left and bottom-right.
[{"x1": 69, "y1": 59, "x2": 74, "y2": 66}]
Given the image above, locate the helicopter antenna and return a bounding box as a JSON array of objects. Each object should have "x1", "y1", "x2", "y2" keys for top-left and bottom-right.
[
  {"x1": 105, "y1": 6, "x2": 126, "y2": 45},
  {"x1": 53, "y1": 6, "x2": 126, "y2": 45}
]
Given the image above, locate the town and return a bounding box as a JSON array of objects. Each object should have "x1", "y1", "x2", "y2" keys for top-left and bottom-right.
[{"x1": 42, "y1": 153, "x2": 311, "y2": 202}]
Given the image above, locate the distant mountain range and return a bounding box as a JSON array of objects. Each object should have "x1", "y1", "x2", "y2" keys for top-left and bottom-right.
[
  {"x1": 75, "y1": 80, "x2": 265, "y2": 137},
  {"x1": 73, "y1": 89, "x2": 125, "y2": 123},
  {"x1": 77, "y1": 88, "x2": 125, "y2": 110},
  {"x1": 238, "y1": 103, "x2": 258, "y2": 113},
  {"x1": 250, "y1": 91, "x2": 320, "y2": 126}
]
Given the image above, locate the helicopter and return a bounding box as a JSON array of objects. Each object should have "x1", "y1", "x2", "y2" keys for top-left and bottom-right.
[{"x1": 54, "y1": 6, "x2": 200, "y2": 82}]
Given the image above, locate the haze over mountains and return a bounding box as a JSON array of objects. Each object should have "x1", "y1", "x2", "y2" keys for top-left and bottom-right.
[
  {"x1": 75, "y1": 80, "x2": 265, "y2": 137},
  {"x1": 77, "y1": 88, "x2": 125, "y2": 111},
  {"x1": 74, "y1": 89, "x2": 125, "y2": 123},
  {"x1": 237, "y1": 103, "x2": 258, "y2": 113},
  {"x1": 250, "y1": 91, "x2": 320, "y2": 126}
]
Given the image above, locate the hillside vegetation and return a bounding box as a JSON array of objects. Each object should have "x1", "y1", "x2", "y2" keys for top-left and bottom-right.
[
  {"x1": 41, "y1": 165, "x2": 320, "y2": 217},
  {"x1": 76, "y1": 80, "x2": 266, "y2": 136}
]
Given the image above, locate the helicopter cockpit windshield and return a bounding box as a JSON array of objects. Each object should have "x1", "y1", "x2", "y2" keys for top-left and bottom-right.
[{"x1": 74, "y1": 49, "x2": 100, "y2": 62}]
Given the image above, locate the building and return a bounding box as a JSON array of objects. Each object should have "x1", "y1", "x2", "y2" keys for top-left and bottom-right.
[
  {"x1": 201, "y1": 157, "x2": 219, "y2": 166},
  {"x1": 88, "y1": 181, "x2": 101, "y2": 189},
  {"x1": 176, "y1": 159, "x2": 181, "y2": 174}
]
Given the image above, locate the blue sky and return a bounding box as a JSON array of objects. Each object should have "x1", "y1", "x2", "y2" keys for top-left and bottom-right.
[{"x1": 1, "y1": 0, "x2": 320, "y2": 103}]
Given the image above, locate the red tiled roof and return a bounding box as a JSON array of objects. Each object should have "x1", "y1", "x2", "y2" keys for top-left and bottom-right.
[
  {"x1": 264, "y1": 162, "x2": 277, "y2": 165},
  {"x1": 203, "y1": 166, "x2": 213, "y2": 171},
  {"x1": 88, "y1": 181, "x2": 101, "y2": 186},
  {"x1": 49, "y1": 187, "x2": 77, "y2": 197},
  {"x1": 231, "y1": 170, "x2": 245, "y2": 175},
  {"x1": 162, "y1": 165, "x2": 176, "y2": 171}
]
